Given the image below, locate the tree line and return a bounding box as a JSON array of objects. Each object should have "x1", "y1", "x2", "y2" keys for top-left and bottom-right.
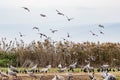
[{"x1": 0, "y1": 38, "x2": 120, "y2": 67}]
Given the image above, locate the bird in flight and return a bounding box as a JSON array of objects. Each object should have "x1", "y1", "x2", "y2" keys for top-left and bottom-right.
[
  {"x1": 66, "y1": 16, "x2": 74, "y2": 21},
  {"x1": 90, "y1": 31, "x2": 98, "y2": 36},
  {"x1": 32, "y1": 27, "x2": 39, "y2": 31},
  {"x1": 56, "y1": 10, "x2": 64, "y2": 16},
  {"x1": 98, "y1": 24, "x2": 104, "y2": 28},
  {"x1": 19, "y1": 32, "x2": 25, "y2": 37},
  {"x1": 49, "y1": 29, "x2": 58, "y2": 33},
  {"x1": 37, "y1": 33, "x2": 47, "y2": 38},
  {"x1": 40, "y1": 14, "x2": 47, "y2": 17},
  {"x1": 22, "y1": 7, "x2": 30, "y2": 12},
  {"x1": 99, "y1": 30, "x2": 104, "y2": 34},
  {"x1": 67, "y1": 33, "x2": 70, "y2": 38}
]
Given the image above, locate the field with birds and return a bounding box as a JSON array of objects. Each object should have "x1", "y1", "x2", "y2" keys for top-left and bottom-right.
[
  {"x1": 0, "y1": 37, "x2": 120, "y2": 80},
  {"x1": 1, "y1": 0, "x2": 120, "y2": 80}
]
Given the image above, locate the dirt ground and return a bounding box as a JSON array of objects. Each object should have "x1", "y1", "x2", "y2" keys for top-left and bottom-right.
[{"x1": 1, "y1": 72, "x2": 119, "y2": 80}]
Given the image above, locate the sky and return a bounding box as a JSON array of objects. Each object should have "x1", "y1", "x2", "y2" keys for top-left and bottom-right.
[{"x1": 0, "y1": 0, "x2": 120, "y2": 43}]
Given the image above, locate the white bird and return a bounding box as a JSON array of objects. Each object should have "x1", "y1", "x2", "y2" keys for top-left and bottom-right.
[
  {"x1": 40, "y1": 68, "x2": 49, "y2": 73},
  {"x1": 58, "y1": 63, "x2": 62, "y2": 69},
  {"x1": 102, "y1": 64, "x2": 109, "y2": 68},
  {"x1": 69, "y1": 62, "x2": 77, "y2": 68},
  {"x1": 31, "y1": 64, "x2": 37, "y2": 70},
  {"x1": 58, "y1": 67, "x2": 67, "y2": 72},
  {"x1": 46, "y1": 65, "x2": 51, "y2": 70}
]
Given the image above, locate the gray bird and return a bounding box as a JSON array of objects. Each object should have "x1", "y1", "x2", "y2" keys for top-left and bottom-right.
[
  {"x1": 101, "y1": 71, "x2": 116, "y2": 80},
  {"x1": 66, "y1": 16, "x2": 74, "y2": 21},
  {"x1": 90, "y1": 31, "x2": 98, "y2": 36},
  {"x1": 37, "y1": 33, "x2": 47, "y2": 38},
  {"x1": 32, "y1": 27, "x2": 39, "y2": 31},
  {"x1": 7, "y1": 68, "x2": 17, "y2": 77},
  {"x1": 98, "y1": 24, "x2": 104, "y2": 28},
  {"x1": 29, "y1": 64, "x2": 37, "y2": 72},
  {"x1": 66, "y1": 73, "x2": 73, "y2": 80},
  {"x1": 56, "y1": 10, "x2": 64, "y2": 16},
  {"x1": 27, "y1": 71, "x2": 37, "y2": 80},
  {"x1": 50, "y1": 29, "x2": 58, "y2": 33},
  {"x1": 10, "y1": 65, "x2": 19, "y2": 73},
  {"x1": 22, "y1": 7, "x2": 30, "y2": 12},
  {"x1": 99, "y1": 30, "x2": 104, "y2": 34},
  {"x1": 57, "y1": 74, "x2": 65, "y2": 80},
  {"x1": 19, "y1": 32, "x2": 25, "y2": 37},
  {"x1": 88, "y1": 72, "x2": 96, "y2": 80},
  {"x1": 40, "y1": 14, "x2": 47, "y2": 17},
  {"x1": 68, "y1": 62, "x2": 77, "y2": 72},
  {"x1": 67, "y1": 33, "x2": 70, "y2": 38}
]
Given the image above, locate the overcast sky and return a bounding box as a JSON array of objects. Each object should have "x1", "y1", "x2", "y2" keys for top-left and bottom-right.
[{"x1": 0, "y1": 0, "x2": 120, "y2": 43}]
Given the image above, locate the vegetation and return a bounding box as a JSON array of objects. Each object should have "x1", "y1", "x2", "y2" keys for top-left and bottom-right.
[{"x1": 0, "y1": 37, "x2": 120, "y2": 67}]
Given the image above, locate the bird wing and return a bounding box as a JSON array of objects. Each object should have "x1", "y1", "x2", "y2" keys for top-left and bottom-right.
[
  {"x1": 56, "y1": 10, "x2": 60, "y2": 13},
  {"x1": 22, "y1": 7, "x2": 30, "y2": 12}
]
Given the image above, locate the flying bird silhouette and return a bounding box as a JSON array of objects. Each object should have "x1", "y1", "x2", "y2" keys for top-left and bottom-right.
[
  {"x1": 19, "y1": 32, "x2": 25, "y2": 37},
  {"x1": 50, "y1": 29, "x2": 58, "y2": 33},
  {"x1": 99, "y1": 30, "x2": 104, "y2": 34},
  {"x1": 66, "y1": 16, "x2": 74, "y2": 21},
  {"x1": 22, "y1": 7, "x2": 30, "y2": 12},
  {"x1": 67, "y1": 33, "x2": 70, "y2": 38},
  {"x1": 98, "y1": 24, "x2": 104, "y2": 28},
  {"x1": 32, "y1": 27, "x2": 39, "y2": 31},
  {"x1": 56, "y1": 10, "x2": 64, "y2": 16},
  {"x1": 40, "y1": 14, "x2": 47, "y2": 17},
  {"x1": 90, "y1": 31, "x2": 98, "y2": 36},
  {"x1": 37, "y1": 33, "x2": 47, "y2": 38}
]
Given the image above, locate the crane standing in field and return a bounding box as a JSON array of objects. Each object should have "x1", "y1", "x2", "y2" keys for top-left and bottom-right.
[
  {"x1": 88, "y1": 72, "x2": 96, "y2": 80},
  {"x1": 101, "y1": 71, "x2": 116, "y2": 80},
  {"x1": 68, "y1": 62, "x2": 77, "y2": 72}
]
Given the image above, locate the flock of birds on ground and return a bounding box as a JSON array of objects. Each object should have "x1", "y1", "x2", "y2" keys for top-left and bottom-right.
[{"x1": 0, "y1": 60, "x2": 119, "y2": 80}]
